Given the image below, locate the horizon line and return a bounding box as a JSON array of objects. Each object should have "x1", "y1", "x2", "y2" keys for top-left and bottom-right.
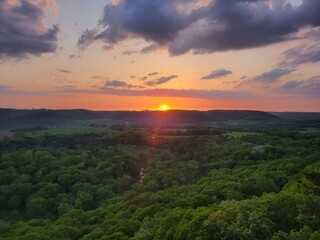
[{"x1": 1, "y1": 107, "x2": 320, "y2": 113}]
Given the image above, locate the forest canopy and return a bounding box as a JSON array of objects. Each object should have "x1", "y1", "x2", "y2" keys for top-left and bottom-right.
[{"x1": 0, "y1": 127, "x2": 319, "y2": 239}]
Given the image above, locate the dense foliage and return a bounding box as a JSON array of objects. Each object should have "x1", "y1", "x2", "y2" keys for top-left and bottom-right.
[{"x1": 0, "y1": 128, "x2": 319, "y2": 239}]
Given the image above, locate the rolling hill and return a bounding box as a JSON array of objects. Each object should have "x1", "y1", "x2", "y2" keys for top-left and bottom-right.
[{"x1": 0, "y1": 109, "x2": 281, "y2": 129}]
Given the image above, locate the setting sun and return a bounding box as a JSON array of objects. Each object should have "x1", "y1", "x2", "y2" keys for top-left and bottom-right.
[{"x1": 159, "y1": 104, "x2": 170, "y2": 111}]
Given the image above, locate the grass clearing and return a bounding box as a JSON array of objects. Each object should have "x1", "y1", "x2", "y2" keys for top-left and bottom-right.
[{"x1": 226, "y1": 131, "x2": 262, "y2": 138}]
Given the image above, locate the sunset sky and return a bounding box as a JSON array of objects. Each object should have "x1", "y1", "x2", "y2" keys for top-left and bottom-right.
[{"x1": 0, "y1": 0, "x2": 319, "y2": 111}]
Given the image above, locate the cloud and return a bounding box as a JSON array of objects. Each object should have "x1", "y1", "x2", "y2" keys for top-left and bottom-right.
[
  {"x1": 103, "y1": 45, "x2": 114, "y2": 51},
  {"x1": 59, "y1": 69, "x2": 71, "y2": 74},
  {"x1": 201, "y1": 69, "x2": 232, "y2": 80},
  {"x1": 78, "y1": 0, "x2": 320, "y2": 55},
  {"x1": 122, "y1": 50, "x2": 137, "y2": 55},
  {"x1": 0, "y1": 0, "x2": 60, "y2": 58},
  {"x1": 56, "y1": 85, "x2": 77, "y2": 91},
  {"x1": 0, "y1": 85, "x2": 13, "y2": 94},
  {"x1": 69, "y1": 54, "x2": 81, "y2": 59},
  {"x1": 280, "y1": 43, "x2": 320, "y2": 67},
  {"x1": 0, "y1": 85, "x2": 56, "y2": 96},
  {"x1": 0, "y1": 84, "x2": 258, "y2": 100},
  {"x1": 279, "y1": 76, "x2": 320, "y2": 97},
  {"x1": 145, "y1": 75, "x2": 178, "y2": 86},
  {"x1": 78, "y1": 29, "x2": 98, "y2": 50},
  {"x1": 140, "y1": 76, "x2": 148, "y2": 81},
  {"x1": 148, "y1": 72, "x2": 159, "y2": 76},
  {"x1": 99, "y1": 87, "x2": 257, "y2": 100},
  {"x1": 253, "y1": 68, "x2": 296, "y2": 82},
  {"x1": 104, "y1": 80, "x2": 144, "y2": 89},
  {"x1": 223, "y1": 81, "x2": 239, "y2": 85},
  {"x1": 140, "y1": 44, "x2": 161, "y2": 54},
  {"x1": 104, "y1": 80, "x2": 130, "y2": 88},
  {"x1": 3, "y1": 78, "x2": 319, "y2": 100}
]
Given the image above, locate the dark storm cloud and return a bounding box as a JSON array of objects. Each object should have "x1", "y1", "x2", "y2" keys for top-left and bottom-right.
[
  {"x1": 79, "y1": 0, "x2": 320, "y2": 55},
  {"x1": 253, "y1": 68, "x2": 296, "y2": 82},
  {"x1": 145, "y1": 75, "x2": 178, "y2": 86},
  {"x1": 95, "y1": 0, "x2": 205, "y2": 44},
  {"x1": 0, "y1": 0, "x2": 60, "y2": 58},
  {"x1": 201, "y1": 69, "x2": 232, "y2": 80}
]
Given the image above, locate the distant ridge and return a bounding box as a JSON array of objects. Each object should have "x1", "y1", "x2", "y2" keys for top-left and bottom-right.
[
  {"x1": 0, "y1": 108, "x2": 280, "y2": 129},
  {"x1": 271, "y1": 112, "x2": 320, "y2": 121}
]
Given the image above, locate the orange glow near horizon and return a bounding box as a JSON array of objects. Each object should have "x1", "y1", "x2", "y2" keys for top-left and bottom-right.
[{"x1": 0, "y1": 94, "x2": 320, "y2": 112}]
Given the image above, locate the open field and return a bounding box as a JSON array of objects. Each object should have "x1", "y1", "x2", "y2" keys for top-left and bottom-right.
[{"x1": 226, "y1": 131, "x2": 263, "y2": 137}]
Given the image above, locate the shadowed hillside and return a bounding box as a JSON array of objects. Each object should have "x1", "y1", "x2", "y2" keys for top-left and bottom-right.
[{"x1": 0, "y1": 109, "x2": 280, "y2": 129}]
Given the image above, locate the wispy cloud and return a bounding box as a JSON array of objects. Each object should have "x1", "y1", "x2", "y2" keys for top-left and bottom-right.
[
  {"x1": 0, "y1": 85, "x2": 14, "y2": 94},
  {"x1": 140, "y1": 44, "x2": 161, "y2": 54},
  {"x1": 148, "y1": 72, "x2": 159, "y2": 76},
  {"x1": 201, "y1": 69, "x2": 232, "y2": 80},
  {"x1": 122, "y1": 50, "x2": 137, "y2": 55},
  {"x1": 98, "y1": 88, "x2": 257, "y2": 100},
  {"x1": 59, "y1": 69, "x2": 71, "y2": 74},
  {"x1": 253, "y1": 68, "x2": 296, "y2": 83},
  {"x1": 105, "y1": 80, "x2": 129, "y2": 88},
  {"x1": 279, "y1": 44, "x2": 320, "y2": 67},
  {"x1": 145, "y1": 75, "x2": 178, "y2": 86},
  {"x1": 104, "y1": 80, "x2": 144, "y2": 89},
  {"x1": 0, "y1": 84, "x2": 257, "y2": 100},
  {"x1": 77, "y1": 29, "x2": 98, "y2": 51},
  {"x1": 278, "y1": 76, "x2": 320, "y2": 97},
  {"x1": 103, "y1": 45, "x2": 114, "y2": 51},
  {"x1": 140, "y1": 76, "x2": 148, "y2": 81}
]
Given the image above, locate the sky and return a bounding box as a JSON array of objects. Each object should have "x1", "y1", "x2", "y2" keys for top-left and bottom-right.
[{"x1": 0, "y1": 0, "x2": 319, "y2": 111}]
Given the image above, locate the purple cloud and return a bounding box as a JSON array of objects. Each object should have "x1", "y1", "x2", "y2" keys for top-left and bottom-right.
[
  {"x1": 104, "y1": 80, "x2": 143, "y2": 89},
  {"x1": 253, "y1": 68, "x2": 296, "y2": 82},
  {"x1": 78, "y1": 0, "x2": 320, "y2": 56},
  {"x1": 0, "y1": 0, "x2": 60, "y2": 58},
  {"x1": 279, "y1": 76, "x2": 320, "y2": 97},
  {"x1": 201, "y1": 69, "x2": 232, "y2": 80},
  {"x1": 280, "y1": 43, "x2": 320, "y2": 67},
  {"x1": 145, "y1": 75, "x2": 178, "y2": 86},
  {"x1": 0, "y1": 84, "x2": 258, "y2": 100}
]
